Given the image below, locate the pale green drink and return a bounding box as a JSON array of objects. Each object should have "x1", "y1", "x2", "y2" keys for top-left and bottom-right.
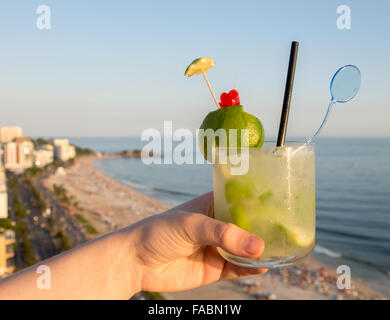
[{"x1": 213, "y1": 142, "x2": 315, "y2": 268}]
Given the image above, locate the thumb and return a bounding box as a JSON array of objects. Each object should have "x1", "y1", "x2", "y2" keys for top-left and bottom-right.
[{"x1": 185, "y1": 213, "x2": 265, "y2": 258}]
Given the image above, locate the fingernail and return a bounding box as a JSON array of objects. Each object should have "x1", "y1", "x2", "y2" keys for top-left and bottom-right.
[{"x1": 243, "y1": 237, "x2": 262, "y2": 255}]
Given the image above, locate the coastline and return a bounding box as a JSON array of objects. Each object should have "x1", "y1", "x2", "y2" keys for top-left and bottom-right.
[
  {"x1": 41, "y1": 155, "x2": 388, "y2": 300},
  {"x1": 42, "y1": 154, "x2": 170, "y2": 234}
]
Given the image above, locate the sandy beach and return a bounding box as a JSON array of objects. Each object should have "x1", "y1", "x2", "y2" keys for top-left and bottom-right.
[
  {"x1": 42, "y1": 155, "x2": 170, "y2": 234},
  {"x1": 41, "y1": 155, "x2": 388, "y2": 300}
]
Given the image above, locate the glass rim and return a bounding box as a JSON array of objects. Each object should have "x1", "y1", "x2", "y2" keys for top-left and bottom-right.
[
  {"x1": 263, "y1": 140, "x2": 313, "y2": 145},
  {"x1": 214, "y1": 141, "x2": 314, "y2": 151}
]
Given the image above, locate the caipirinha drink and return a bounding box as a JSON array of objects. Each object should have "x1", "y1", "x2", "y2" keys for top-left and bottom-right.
[
  {"x1": 213, "y1": 143, "x2": 315, "y2": 268},
  {"x1": 185, "y1": 57, "x2": 316, "y2": 268}
]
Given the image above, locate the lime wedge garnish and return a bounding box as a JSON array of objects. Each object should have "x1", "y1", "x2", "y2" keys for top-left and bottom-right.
[
  {"x1": 278, "y1": 223, "x2": 314, "y2": 247},
  {"x1": 199, "y1": 105, "x2": 264, "y2": 161},
  {"x1": 185, "y1": 57, "x2": 215, "y2": 77},
  {"x1": 225, "y1": 176, "x2": 254, "y2": 202},
  {"x1": 258, "y1": 190, "x2": 272, "y2": 204},
  {"x1": 229, "y1": 203, "x2": 250, "y2": 230}
]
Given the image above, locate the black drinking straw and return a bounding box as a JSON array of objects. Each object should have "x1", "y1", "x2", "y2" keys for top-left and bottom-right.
[{"x1": 277, "y1": 41, "x2": 299, "y2": 147}]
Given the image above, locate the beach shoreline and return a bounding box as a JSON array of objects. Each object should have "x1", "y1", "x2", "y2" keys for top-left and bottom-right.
[{"x1": 41, "y1": 154, "x2": 388, "y2": 300}]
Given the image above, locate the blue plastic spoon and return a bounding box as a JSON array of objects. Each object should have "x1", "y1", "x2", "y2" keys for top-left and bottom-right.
[{"x1": 306, "y1": 65, "x2": 361, "y2": 144}]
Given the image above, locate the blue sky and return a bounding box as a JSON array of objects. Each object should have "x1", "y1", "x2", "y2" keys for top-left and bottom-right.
[{"x1": 0, "y1": 0, "x2": 389, "y2": 138}]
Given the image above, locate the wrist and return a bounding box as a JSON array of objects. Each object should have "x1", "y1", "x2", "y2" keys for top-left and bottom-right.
[{"x1": 106, "y1": 227, "x2": 143, "y2": 299}]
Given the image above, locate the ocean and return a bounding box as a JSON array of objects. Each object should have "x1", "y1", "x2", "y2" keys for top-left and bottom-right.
[{"x1": 70, "y1": 137, "x2": 390, "y2": 294}]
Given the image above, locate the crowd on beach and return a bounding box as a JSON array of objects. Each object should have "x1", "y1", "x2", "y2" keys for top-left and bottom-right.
[{"x1": 233, "y1": 261, "x2": 383, "y2": 300}]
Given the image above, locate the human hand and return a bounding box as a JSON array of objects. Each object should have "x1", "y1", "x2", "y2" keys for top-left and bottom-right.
[{"x1": 126, "y1": 192, "x2": 267, "y2": 294}]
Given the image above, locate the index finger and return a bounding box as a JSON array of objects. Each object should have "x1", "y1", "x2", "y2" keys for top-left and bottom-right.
[{"x1": 174, "y1": 192, "x2": 214, "y2": 218}]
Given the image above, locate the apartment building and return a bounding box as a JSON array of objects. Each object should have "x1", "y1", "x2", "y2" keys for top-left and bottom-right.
[
  {"x1": 0, "y1": 127, "x2": 23, "y2": 143},
  {"x1": 34, "y1": 144, "x2": 54, "y2": 168},
  {"x1": 3, "y1": 137, "x2": 34, "y2": 173},
  {"x1": 0, "y1": 230, "x2": 15, "y2": 277},
  {"x1": 53, "y1": 139, "x2": 76, "y2": 162},
  {"x1": 0, "y1": 164, "x2": 7, "y2": 219},
  {"x1": 0, "y1": 155, "x2": 14, "y2": 277}
]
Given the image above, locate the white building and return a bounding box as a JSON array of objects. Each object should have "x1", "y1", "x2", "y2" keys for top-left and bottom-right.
[
  {"x1": 0, "y1": 192, "x2": 7, "y2": 219},
  {"x1": 3, "y1": 137, "x2": 34, "y2": 173},
  {"x1": 0, "y1": 164, "x2": 7, "y2": 219},
  {"x1": 0, "y1": 127, "x2": 23, "y2": 143},
  {"x1": 34, "y1": 144, "x2": 54, "y2": 168},
  {"x1": 53, "y1": 139, "x2": 76, "y2": 162}
]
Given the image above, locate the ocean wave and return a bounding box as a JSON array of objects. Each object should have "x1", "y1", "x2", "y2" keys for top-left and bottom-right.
[
  {"x1": 314, "y1": 245, "x2": 389, "y2": 275},
  {"x1": 120, "y1": 179, "x2": 196, "y2": 198},
  {"x1": 314, "y1": 245, "x2": 342, "y2": 258},
  {"x1": 316, "y1": 226, "x2": 389, "y2": 243},
  {"x1": 120, "y1": 179, "x2": 153, "y2": 191},
  {"x1": 152, "y1": 187, "x2": 197, "y2": 197}
]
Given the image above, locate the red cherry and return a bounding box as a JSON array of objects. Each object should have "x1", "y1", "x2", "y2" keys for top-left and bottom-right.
[
  {"x1": 228, "y1": 89, "x2": 240, "y2": 105},
  {"x1": 219, "y1": 89, "x2": 240, "y2": 108},
  {"x1": 220, "y1": 92, "x2": 232, "y2": 108}
]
